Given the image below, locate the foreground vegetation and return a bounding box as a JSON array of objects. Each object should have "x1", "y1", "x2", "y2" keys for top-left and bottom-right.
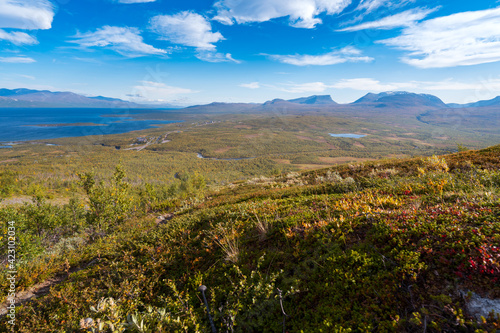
[{"x1": 1, "y1": 144, "x2": 499, "y2": 332}]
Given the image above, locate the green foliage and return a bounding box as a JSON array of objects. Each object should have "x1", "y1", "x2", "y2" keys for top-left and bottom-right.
[
  {"x1": 137, "y1": 171, "x2": 206, "y2": 214},
  {"x1": 2, "y1": 145, "x2": 500, "y2": 332},
  {"x1": 457, "y1": 143, "x2": 469, "y2": 152},
  {"x1": 78, "y1": 165, "x2": 132, "y2": 232},
  {"x1": 22, "y1": 196, "x2": 63, "y2": 237},
  {"x1": 0, "y1": 170, "x2": 19, "y2": 197},
  {"x1": 210, "y1": 256, "x2": 287, "y2": 332}
]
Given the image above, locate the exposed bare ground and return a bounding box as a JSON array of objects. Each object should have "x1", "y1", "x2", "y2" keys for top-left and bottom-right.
[
  {"x1": 0, "y1": 159, "x2": 17, "y2": 164},
  {"x1": 244, "y1": 133, "x2": 263, "y2": 139},
  {"x1": 0, "y1": 213, "x2": 177, "y2": 317},
  {"x1": 0, "y1": 196, "x2": 71, "y2": 207},
  {"x1": 384, "y1": 136, "x2": 434, "y2": 146},
  {"x1": 214, "y1": 146, "x2": 234, "y2": 153},
  {"x1": 318, "y1": 156, "x2": 373, "y2": 164},
  {"x1": 296, "y1": 135, "x2": 328, "y2": 144},
  {"x1": 295, "y1": 164, "x2": 327, "y2": 170},
  {"x1": 273, "y1": 158, "x2": 291, "y2": 164},
  {"x1": 0, "y1": 258, "x2": 100, "y2": 316}
]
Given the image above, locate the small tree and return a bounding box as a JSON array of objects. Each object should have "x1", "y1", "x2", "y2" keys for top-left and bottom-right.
[
  {"x1": 178, "y1": 171, "x2": 206, "y2": 198},
  {"x1": 78, "y1": 165, "x2": 132, "y2": 233}
]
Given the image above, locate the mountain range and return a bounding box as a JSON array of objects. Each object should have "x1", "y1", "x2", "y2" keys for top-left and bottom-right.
[
  {"x1": 1, "y1": 88, "x2": 500, "y2": 110},
  {"x1": 0, "y1": 88, "x2": 179, "y2": 109}
]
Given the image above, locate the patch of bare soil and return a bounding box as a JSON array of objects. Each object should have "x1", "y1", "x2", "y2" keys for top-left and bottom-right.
[
  {"x1": 244, "y1": 133, "x2": 263, "y2": 139},
  {"x1": 296, "y1": 135, "x2": 313, "y2": 141},
  {"x1": 273, "y1": 159, "x2": 291, "y2": 164},
  {"x1": 318, "y1": 156, "x2": 373, "y2": 164},
  {"x1": 214, "y1": 146, "x2": 233, "y2": 153},
  {"x1": 0, "y1": 196, "x2": 71, "y2": 207},
  {"x1": 0, "y1": 258, "x2": 100, "y2": 316}
]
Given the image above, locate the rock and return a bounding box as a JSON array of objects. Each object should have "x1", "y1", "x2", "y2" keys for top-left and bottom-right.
[{"x1": 462, "y1": 290, "x2": 500, "y2": 320}]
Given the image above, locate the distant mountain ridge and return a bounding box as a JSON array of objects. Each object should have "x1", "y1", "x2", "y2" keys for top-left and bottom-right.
[
  {"x1": 288, "y1": 95, "x2": 337, "y2": 105},
  {"x1": 448, "y1": 96, "x2": 500, "y2": 108},
  {"x1": 352, "y1": 91, "x2": 448, "y2": 108},
  {"x1": 0, "y1": 88, "x2": 179, "y2": 108},
  {"x1": 2, "y1": 88, "x2": 499, "y2": 110}
]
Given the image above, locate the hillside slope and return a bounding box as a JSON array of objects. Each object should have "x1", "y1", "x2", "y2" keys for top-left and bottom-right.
[{"x1": 3, "y1": 146, "x2": 500, "y2": 332}]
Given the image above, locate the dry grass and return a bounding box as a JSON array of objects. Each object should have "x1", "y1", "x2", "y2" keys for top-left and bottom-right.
[
  {"x1": 211, "y1": 223, "x2": 240, "y2": 263},
  {"x1": 253, "y1": 212, "x2": 269, "y2": 241}
]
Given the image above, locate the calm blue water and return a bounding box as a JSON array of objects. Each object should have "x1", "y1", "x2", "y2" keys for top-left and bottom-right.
[
  {"x1": 0, "y1": 108, "x2": 180, "y2": 142},
  {"x1": 329, "y1": 133, "x2": 366, "y2": 138}
]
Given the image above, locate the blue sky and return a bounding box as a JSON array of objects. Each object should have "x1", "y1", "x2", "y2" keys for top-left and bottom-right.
[{"x1": 1, "y1": 0, "x2": 500, "y2": 105}]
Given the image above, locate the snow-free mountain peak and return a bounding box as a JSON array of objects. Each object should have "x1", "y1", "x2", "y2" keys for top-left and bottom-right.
[
  {"x1": 353, "y1": 91, "x2": 447, "y2": 108},
  {"x1": 288, "y1": 95, "x2": 337, "y2": 105}
]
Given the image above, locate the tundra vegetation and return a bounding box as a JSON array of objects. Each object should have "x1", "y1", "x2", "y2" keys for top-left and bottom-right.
[{"x1": 0, "y1": 114, "x2": 499, "y2": 331}]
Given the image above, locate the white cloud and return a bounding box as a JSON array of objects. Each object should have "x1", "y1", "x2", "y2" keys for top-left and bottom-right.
[
  {"x1": 330, "y1": 77, "x2": 500, "y2": 94},
  {"x1": 214, "y1": 0, "x2": 352, "y2": 28},
  {"x1": 355, "y1": 0, "x2": 390, "y2": 13},
  {"x1": 339, "y1": 7, "x2": 437, "y2": 31},
  {"x1": 129, "y1": 81, "x2": 196, "y2": 102},
  {"x1": 149, "y1": 12, "x2": 234, "y2": 63},
  {"x1": 268, "y1": 46, "x2": 373, "y2": 66},
  {"x1": 379, "y1": 7, "x2": 500, "y2": 68},
  {"x1": 150, "y1": 12, "x2": 224, "y2": 50},
  {"x1": 0, "y1": 0, "x2": 54, "y2": 30},
  {"x1": 413, "y1": 80, "x2": 478, "y2": 91},
  {"x1": 407, "y1": 78, "x2": 500, "y2": 93},
  {"x1": 70, "y1": 26, "x2": 167, "y2": 57},
  {"x1": 116, "y1": 0, "x2": 156, "y2": 3},
  {"x1": 355, "y1": 0, "x2": 415, "y2": 14},
  {"x1": 0, "y1": 29, "x2": 37, "y2": 45},
  {"x1": 280, "y1": 82, "x2": 329, "y2": 93},
  {"x1": 18, "y1": 74, "x2": 35, "y2": 80},
  {"x1": 332, "y1": 78, "x2": 398, "y2": 91},
  {"x1": 240, "y1": 82, "x2": 260, "y2": 89},
  {"x1": 195, "y1": 50, "x2": 240, "y2": 63},
  {"x1": 0, "y1": 56, "x2": 36, "y2": 63}
]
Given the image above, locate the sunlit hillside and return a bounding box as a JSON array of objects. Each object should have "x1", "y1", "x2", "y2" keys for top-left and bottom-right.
[{"x1": 1, "y1": 145, "x2": 499, "y2": 332}]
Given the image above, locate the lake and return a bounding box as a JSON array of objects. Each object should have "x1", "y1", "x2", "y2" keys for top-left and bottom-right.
[
  {"x1": 329, "y1": 133, "x2": 366, "y2": 138},
  {"x1": 0, "y1": 108, "x2": 180, "y2": 142}
]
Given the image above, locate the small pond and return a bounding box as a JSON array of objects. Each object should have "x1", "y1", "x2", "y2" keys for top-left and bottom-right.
[{"x1": 329, "y1": 133, "x2": 366, "y2": 138}]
